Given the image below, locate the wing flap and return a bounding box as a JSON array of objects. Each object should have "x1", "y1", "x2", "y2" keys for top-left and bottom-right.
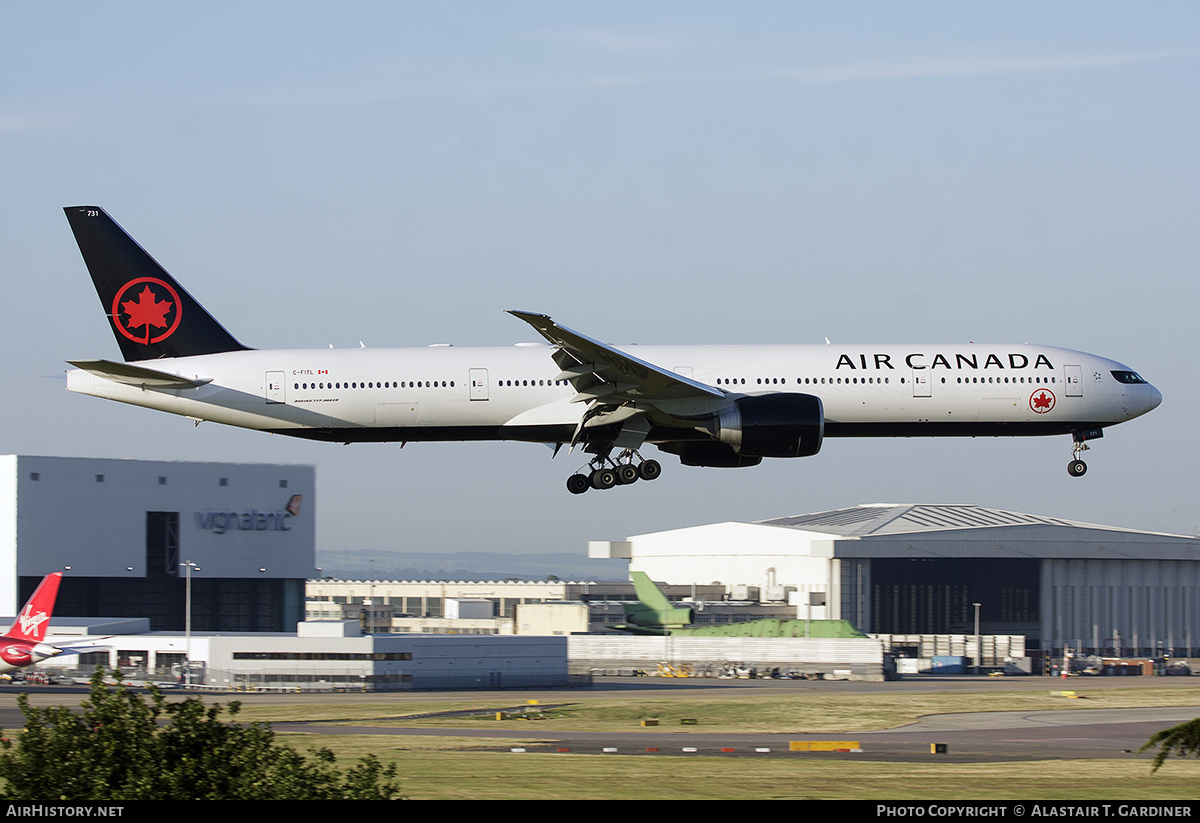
[
  {"x1": 554, "y1": 363, "x2": 600, "y2": 382},
  {"x1": 570, "y1": 383, "x2": 640, "y2": 403}
]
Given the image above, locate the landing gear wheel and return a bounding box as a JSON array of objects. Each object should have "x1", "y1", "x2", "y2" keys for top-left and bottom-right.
[
  {"x1": 567, "y1": 474, "x2": 591, "y2": 495},
  {"x1": 1068, "y1": 460, "x2": 1087, "y2": 477},
  {"x1": 615, "y1": 464, "x2": 640, "y2": 485},
  {"x1": 638, "y1": 459, "x2": 662, "y2": 481},
  {"x1": 590, "y1": 468, "x2": 617, "y2": 490}
]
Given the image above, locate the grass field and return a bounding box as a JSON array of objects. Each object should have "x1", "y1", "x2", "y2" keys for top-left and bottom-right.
[
  {"x1": 231, "y1": 685, "x2": 1200, "y2": 800},
  {"x1": 232, "y1": 684, "x2": 1200, "y2": 732},
  {"x1": 272, "y1": 735, "x2": 1200, "y2": 800}
]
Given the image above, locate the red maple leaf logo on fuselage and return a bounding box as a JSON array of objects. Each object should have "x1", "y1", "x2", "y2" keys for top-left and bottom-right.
[{"x1": 1030, "y1": 390, "x2": 1056, "y2": 413}]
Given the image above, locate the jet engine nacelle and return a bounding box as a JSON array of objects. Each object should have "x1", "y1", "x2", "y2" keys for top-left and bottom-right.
[
  {"x1": 712, "y1": 393, "x2": 824, "y2": 458},
  {"x1": 662, "y1": 441, "x2": 764, "y2": 468}
]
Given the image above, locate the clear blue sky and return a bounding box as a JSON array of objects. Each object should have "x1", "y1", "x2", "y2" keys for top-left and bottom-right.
[{"x1": 3, "y1": 2, "x2": 1197, "y2": 561}]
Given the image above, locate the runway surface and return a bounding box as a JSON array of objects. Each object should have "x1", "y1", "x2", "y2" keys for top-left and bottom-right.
[
  {"x1": 260, "y1": 676, "x2": 1200, "y2": 763},
  {"x1": 272, "y1": 705, "x2": 1200, "y2": 762},
  {"x1": 1, "y1": 675, "x2": 1196, "y2": 763}
]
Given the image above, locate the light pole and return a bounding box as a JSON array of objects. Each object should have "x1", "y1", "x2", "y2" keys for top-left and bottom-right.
[
  {"x1": 179, "y1": 561, "x2": 198, "y2": 686},
  {"x1": 367, "y1": 559, "x2": 376, "y2": 635},
  {"x1": 972, "y1": 602, "x2": 982, "y2": 674}
]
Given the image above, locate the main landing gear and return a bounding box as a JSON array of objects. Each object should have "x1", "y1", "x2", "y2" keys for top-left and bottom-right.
[{"x1": 567, "y1": 449, "x2": 662, "y2": 494}]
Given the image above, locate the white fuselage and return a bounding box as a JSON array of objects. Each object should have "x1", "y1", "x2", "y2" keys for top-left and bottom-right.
[
  {"x1": 65, "y1": 341, "x2": 1162, "y2": 445},
  {"x1": 0, "y1": 640, "x2": 62, "y2": 674}
]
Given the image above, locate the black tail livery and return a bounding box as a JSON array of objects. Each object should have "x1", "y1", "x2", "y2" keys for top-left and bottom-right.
[{"x1": 64, "y1": 206, "x2": 249, "y2": 362}]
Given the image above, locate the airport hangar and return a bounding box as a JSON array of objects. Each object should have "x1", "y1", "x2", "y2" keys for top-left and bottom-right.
[
  {"x1": 0, "y1": 455, "x2": 567, "y2": 690},
  {"x1": 589, "y1": 503, "x2": 1200, "y2": 661},
  {"x1": 0, "y1": 454, "x2": 314, "y2": 631}
]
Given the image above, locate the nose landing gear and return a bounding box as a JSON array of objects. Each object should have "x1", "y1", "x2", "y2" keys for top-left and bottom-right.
[
  {"x1": 567, "y1": 449, "x2": 662, "y2": 494},
  {"x1": 1068, "y1": 455, "x2": 1087, "y2": 477},
  {"x1": 1067, "y1": 429, "x2": 1103, "y2": 477}
]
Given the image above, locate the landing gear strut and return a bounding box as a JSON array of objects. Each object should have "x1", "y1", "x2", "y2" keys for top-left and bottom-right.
[
  {"x1": 1067, "y1": 429, "x2": 1101, "y2": 477},
  {"x1": 566, "y1": 449, "x2": 662, "y2": 494}
]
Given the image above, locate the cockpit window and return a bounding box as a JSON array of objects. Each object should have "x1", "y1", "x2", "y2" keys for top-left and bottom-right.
[{"x1": 1111, "y1": 371, "x2": 1148, "y2": 384}]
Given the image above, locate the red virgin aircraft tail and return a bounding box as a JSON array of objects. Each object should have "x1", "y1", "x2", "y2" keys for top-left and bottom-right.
[{"x1": 6, "y1": 573, "x2": 62, "y2": 643}]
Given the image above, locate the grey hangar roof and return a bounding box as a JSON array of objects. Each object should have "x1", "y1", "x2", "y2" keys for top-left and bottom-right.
[{"x1": 754, "y1": 504, "x2": 1200, "y2": 561}]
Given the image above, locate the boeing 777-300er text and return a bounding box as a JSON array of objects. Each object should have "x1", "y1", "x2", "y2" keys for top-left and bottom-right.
[
  {"x1": 0, "y1": 573, "x2": 66, "y2": 674},
  {"x1": 63, "y1": 206, "x2": 1162, "y2": 493}
]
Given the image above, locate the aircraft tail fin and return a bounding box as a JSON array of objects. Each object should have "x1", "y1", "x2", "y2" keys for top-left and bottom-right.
[
  {"x1": 631, "y1": 571, "x2": 676, "y2": 612},
  {"x1": 6, "y1": 573, "x2": 62, "y2": 644},
  {"x1": 64, "y1": 206, "x2": 250, "y2": 361},
  {"x1": 628, "y1": 572, "x2": 694, "y2": 629}
]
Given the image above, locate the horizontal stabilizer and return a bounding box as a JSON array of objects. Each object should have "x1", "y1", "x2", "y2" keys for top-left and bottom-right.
[
  {"x1": 66, "y1": 359, "x2": 212, "y2": 389},
  {"x1": 55, "y1": 642, "x2": 114, "y2": 658}
]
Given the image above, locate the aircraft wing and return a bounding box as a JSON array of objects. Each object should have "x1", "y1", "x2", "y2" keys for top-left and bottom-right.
[
  {"x1": 507, "y1": 311, "x2": 726, "y2": 448},
  {"x1": 507, "y1": 311, "x2": 723, "y2": 403},
  {"x1": 66, "y1": 359, "x2": 213, "y2": 389}
]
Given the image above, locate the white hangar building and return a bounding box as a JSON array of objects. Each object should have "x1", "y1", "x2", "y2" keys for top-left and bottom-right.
[
  {"x1": 0, "y1": 455, "x2": 314, "y2": 633},
  {"x1": 590, "y1": 504, "x2": 1200, "y2": 657}
]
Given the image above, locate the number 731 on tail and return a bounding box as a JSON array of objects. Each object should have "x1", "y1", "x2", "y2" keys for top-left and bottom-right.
[{"x1": 62, "y1": 206, "x2": 1161, "y2": 494}]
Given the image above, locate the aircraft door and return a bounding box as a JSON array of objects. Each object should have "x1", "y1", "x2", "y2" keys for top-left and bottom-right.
[
  {"x1": 1065, "y1": 365, "x2": 1083, "y2": 397},
  {"x1": 265, "y1": 371, "x2": 285, "y2": 404},
  {"x1": 911, "y1": 370, "x2": 931, "y2": 397},
  {"x1": 469, "y1": 368, "x2": 489, "y2": 401}
]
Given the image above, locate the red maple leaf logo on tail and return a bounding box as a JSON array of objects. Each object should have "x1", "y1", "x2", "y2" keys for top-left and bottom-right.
[
  {"x1": 121, "y1": 287, "x2": 174, "y2": 342},
  {"x1": 110, "y1": 277, "x2": 182, "y2": 345}
]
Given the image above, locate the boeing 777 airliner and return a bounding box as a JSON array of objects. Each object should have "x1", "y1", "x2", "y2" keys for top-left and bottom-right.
[{"x1": 63, "y1": 206, "x2": 1162, "y2": 494}]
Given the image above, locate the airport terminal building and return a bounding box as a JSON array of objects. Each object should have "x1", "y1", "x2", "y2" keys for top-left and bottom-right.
[
  {"x1": 589, "y1": 504, "x2": 1200, "y2": 658},
  {"x1": 37, "y1": 616, "x2": 570, "y2": 691}
]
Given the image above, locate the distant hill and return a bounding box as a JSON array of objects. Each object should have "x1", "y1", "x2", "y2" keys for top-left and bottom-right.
[{"x1": 315, "y1": 549, "x2": 628, "y2": 582}]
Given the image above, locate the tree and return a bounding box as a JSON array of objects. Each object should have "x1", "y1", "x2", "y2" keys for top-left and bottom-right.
[
  {"x1": 0, "y1": 670, "x2": 402, "y2": 800},
  {"x1": 1140, "y1": 716, "x2": 1200, "y2": 772}
]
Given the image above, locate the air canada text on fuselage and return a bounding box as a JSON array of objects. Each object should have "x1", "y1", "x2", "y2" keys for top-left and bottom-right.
[{"x1": 835, "y1": 352, "x2": 1056, "y2": 371}]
